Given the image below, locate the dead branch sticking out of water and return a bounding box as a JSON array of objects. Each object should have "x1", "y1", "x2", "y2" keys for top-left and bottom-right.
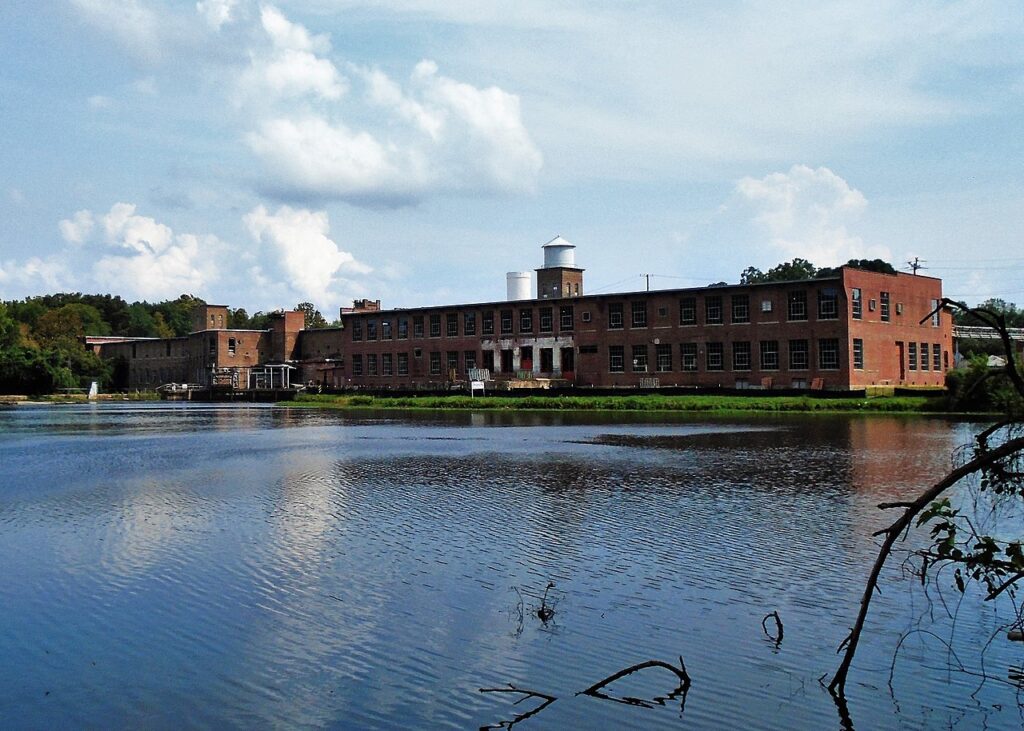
[
  {"x1": 478, "y1": 684, "x2": 557, "y2": 730},
  {"x1": 480, "y1": 655, "x2": 691, "y2": 728},
  {"x1": 537, "y1": 582, "x2": 555, "y2": 623},
  {"x1": 762, "y1": 610, "x2": 784, "y2": 647},
  {"x1": 577, "y1": 657, "x2": 691, "y2": 711}
]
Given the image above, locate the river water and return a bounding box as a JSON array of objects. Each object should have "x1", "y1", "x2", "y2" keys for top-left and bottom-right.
[{"x1": 1, "y1": 403, "x2": 1021, "y2": 729}]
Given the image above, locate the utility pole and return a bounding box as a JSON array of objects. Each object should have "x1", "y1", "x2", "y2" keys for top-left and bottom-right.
[
  {"x1": 907, "y1": 257, "x2": 926, "y2": 275},
  {"x1": 644, "y1": 274, "x2": 651, "y2": 291}
]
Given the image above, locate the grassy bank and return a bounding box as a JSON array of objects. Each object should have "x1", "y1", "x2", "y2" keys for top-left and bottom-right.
[
  {"x1": 0, "y1": 391, "x2": 161, "y2": 405},
  {"x1": 292, "y1": 392, "x2": 950, "y2": 413}
]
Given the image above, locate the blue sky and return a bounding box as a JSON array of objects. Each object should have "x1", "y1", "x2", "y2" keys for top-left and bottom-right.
[{"x1": 2, "y1": 1, "x2": 1023, "y2": 314}]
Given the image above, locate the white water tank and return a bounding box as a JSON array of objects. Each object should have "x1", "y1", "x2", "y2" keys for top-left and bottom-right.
[
  {"x1": 542, "y1": 235, "x2": 576, "y2": 268},
  {"x1": 506, "y1": 271, "x2": 531, "y2": 301}
]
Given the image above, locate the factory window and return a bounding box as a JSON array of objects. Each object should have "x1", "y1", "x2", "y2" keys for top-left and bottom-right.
[
  {"x1": 920, "y1": 342, "x2": 929, "y2": 371},
  {"x1": 482, "y1": 310, "x2": 495, "y2": 335},
  {"x1": 519, "y1": 308, "x2": 533, "y2": 333},
  {"x1": 366, "y1": 321, "x2": 378, "y2": 340},
  {"x1": 482, "y1": 350, "x2": 495, "y2": 373},
  {"x1": 732, "y1": 341, "x2": 751, "y2": 371},
  {"x1": 429, "y1": 351, "x2": 441, "y2": 375},
  {"x1": 908, "y1": 342, "x2": 917, "y2": 371},
  {"x1": 731, "y1": 295, "x2": 749, "y2": 324},
  {"x1": 851, "y1": 288, "x2": 862, "y2": 319},
  {"x1": 581, "y1": 311, "x2": 592, "y2": 323},
  {"x1": 500, "y1": 309, "x2": 513, "y2": 334},
  {"x1": 381, "y1": 320, "x2": 392, "y2": 340},
  {"x1": 896, "y1": 303, "x2": 904, "y2": 316},
  {"x1": 680, "y1": 297, "x2": 696, "y2": 325},
  {"x1": 464, "y1": 351, "x2": 477, "y2": 372},
  {"x1": 817, "y1": 288, "x2": 838, "y2": 320},
  {"x1": 367, "y1": 354, "x2": 378, "y2": 376},
  {"x1": 631, "y1": 301, "x2": 648, "y2": 328},
  {"x1": 209, "y1": 338, "x2": 216, "y2": 357},
  {"x1": 852, "y1": 339, "x2": 864, "y2": 370},
  {"x1": 760, "y1": 340, "x2": 779, "y2": 370},
  {"x1": 228, "y1": 338, "x2": 236, "y2": 356},
  {"x1": 761, "y1": 299, "x2": 773, "y2": 313},
  {"x1": 608, "y1": 303, "x2": 624, "y2": 329},
  {"x1": 539, "y1": 307, "x2": 553, "y2": 333},
  {"x1": 880, "y1": 291, "x2": 890, "y2": 322},
  {"x1": 446, "y1": 313, "x2": 458, "y2": 337},
  {"x1": 429, "y1": 314, "x2": 441, "y2": 337},
  {"x1": 413, "y1": 316, "x2": 424, "y2": 338},
  {"x1": 382, "y1": 353, "x2": 393, "y2": 376},
  {"x1": 819, "y1": 339, "x2": 839, "y2": 370},
  {"x1": 565, "y1": 283, "x2": 572, "y2": 296},
  {"x1": 632, "y1": 344, "x2": 648, "y2": 372},
  {"x1": 413, "y1": 348, "x2": 422, "y2": 358},
  {"x1": 656, "y1": 343, "x2": 672, "y2": 372},
  {"x1": 658, "y1": 306, "x2": 668, "y2": 318},
  {"x1": 560, "y1": 305, "x2": 574, "y2": 331},
  {"x1": 931, "y1": 299, "x2": 941, "y2": 327},
  {"x1": 464, "y1": 312, "x2": 476, "y2": 336},
  {"x1": 869, "y1": 298, "x2": 876, "y2": 312},
  {"x1": 446, "y1": 351, "x2": 459, "y2": 374},
  {"x1": 681, "y1": 343, "x2": 697, "y2": 371},
  {"x1": 788, "y1": 291, "x2": 807, "y2": 321},
  {"x1": 609, "y1": 345, "x2": 625, "y2": 372},
  {"x1": 705, "y1": 296, "x2": 723, "y2": 325},
  {"x1": 397, "y1": 353, "x2": 409, "y2": 375},
  {"x1": 933, "y1": 344, "x2": 941, "y2": 371},
  {"x1": 398, "y1": 319, "x2": 408, "y2": 339},
  {"x1": 789, "y1": 339, "x2": 809, "y2": 370},
  {"x1": 706, "y1": 342, "x2": 724, "y2": 371}
]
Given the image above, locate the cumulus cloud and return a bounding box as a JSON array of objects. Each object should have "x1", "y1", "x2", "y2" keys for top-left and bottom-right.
[
  {"x1": 57, "y1": 203, "x2": 221, "y2": 300},
  {"x1": 247, "y1": 53, "x2": 542, "y2": 203},
  {"x1": 0, "y1": 256, "x2": 70, "y2": 291},
  {"x1": 59, "y1": 210, "x2": 95, "y2": 244},
  {"x1": 238, "y1": 6, "x2": 347, "y2": 102},
  {"x1": 736, "y1": 165, "x2": 890, "y2": 265},
  {"x1": 196, "y1": 0, "x2": 238, "y2": 30},
  {"x1": 72, "y1": 0, "x2": 166, "y2": 62},
  {"x1": 243, "y1": 205, "x2": 370, "y2": 307}
]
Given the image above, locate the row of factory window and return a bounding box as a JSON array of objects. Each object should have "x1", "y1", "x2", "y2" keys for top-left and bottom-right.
[
  {"x1": 905, "y1": 342, "x2": 945, "y2": 372},
  {"x1": 347, "y1": 287, "x2": 924, "y2": 343},
  {"x1": 350, "y1": 347, "x2": 575, "y2": 377},
  {"x1": 608, "y1": 339, "x2": 840, "y2": 373},
  {"x1": 351, "y1": 306, "x2": 578, "y2": 341}
]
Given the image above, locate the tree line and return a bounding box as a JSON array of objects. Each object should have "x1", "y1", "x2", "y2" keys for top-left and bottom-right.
[{"x1": 0, "y1": 293, "x2": 331, "y2": 394}]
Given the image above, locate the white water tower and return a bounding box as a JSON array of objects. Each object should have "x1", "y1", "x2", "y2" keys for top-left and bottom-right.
[
  {"x1": 542, "y1": 235, "x2": 576, "y2": 268},
  {"x1": 506, "y1": 271, "x2": 531, "y2": 301}
]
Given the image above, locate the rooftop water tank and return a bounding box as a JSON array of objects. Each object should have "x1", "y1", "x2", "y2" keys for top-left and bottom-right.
[
  {"x1": 506, "y1": 271, "x2": 531, "y2": 301},
  {"x1": 542, "y1": 235, "x2": 576, "y2": 268}
]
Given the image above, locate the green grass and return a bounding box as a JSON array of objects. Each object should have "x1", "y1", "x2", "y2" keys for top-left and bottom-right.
[{"x1": 292, "y1": 392, "x2": 948, "y2": 413}]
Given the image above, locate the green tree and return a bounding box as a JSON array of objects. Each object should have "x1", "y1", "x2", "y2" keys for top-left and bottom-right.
[
  {"x1": 295, "y1": 302, "x2": 328, "y2": 329},
  {"x1": 740, "y1": 258, "x2": 819, "y2": 284},
  {"x1": 153, "y1": 294, "x2": 204, "y2": 336},
  {"x1": 34, "y1": 303, "x2": 110, "y2": 345},
  {"x1": 0, "y1": 302, "x2": 19, "y2": 348}
]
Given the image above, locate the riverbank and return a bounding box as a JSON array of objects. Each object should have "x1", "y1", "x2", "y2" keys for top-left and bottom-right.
[
  {"x1": 0, "y1": 392, "x2": 160, "y2": 405},
  {"x1": 292, "y1": 392, "x2": 952, "y2": 413}
]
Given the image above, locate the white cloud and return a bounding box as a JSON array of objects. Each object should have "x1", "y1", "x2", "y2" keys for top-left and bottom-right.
[
  {"x1": 88, "y1": 95, "x2": 113, "y2": 109},
  {"x1": 196, "y1": 0, "x2": 238, "y2": 30},
  {"x1": 0, "y1": 256, "x2": 70, "y2": 291},
  {"x1": 131, "y1": 77, "x2": 159, "y2": 96},
  {"x1": 237, "y1": 5, "x2": 347, "y2": 103},
  {"x1": 247, "y1": 54, "x2": 541, "y2": 203},
  {"x1": 72, "y1": 0, "x2": 165, "y2": 63},
  {"x1": 81, "y1": 203, "x2": 220, "y2": 300},
  {"x1": 243, "y1": 204, "x2": 370, "y2": 307},
  {"x1": 59, "y1": 210, "x2": 95, "y2": 244},
  {"x1": 736, "y1": 165, "x2": 890, "y2": 266}
]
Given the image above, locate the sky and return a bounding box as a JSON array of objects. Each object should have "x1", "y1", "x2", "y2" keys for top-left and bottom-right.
[{"x1": 1, "y1": 1, "x2": 1023, "y2": 315}]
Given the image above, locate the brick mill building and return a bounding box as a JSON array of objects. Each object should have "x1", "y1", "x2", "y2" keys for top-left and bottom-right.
[{"x1": 92, "y1": 238, "x2": 953, "y2": 393}]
